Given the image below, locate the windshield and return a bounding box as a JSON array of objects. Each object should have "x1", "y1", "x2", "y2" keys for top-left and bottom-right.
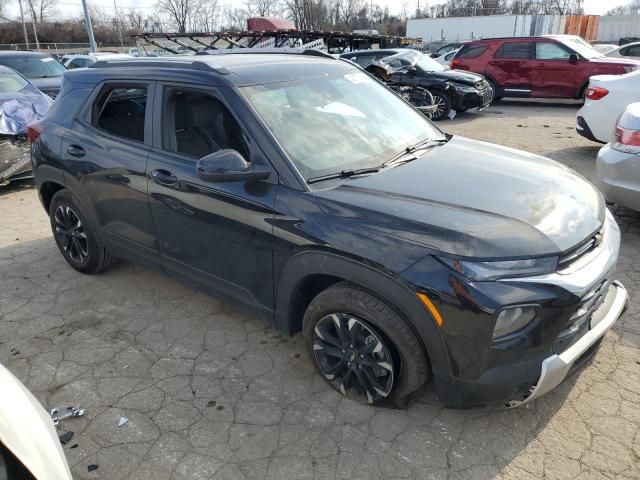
[
  {"x1": 0, "y1": 55, "x2": 66, "y2": 78},
  {"x1": 0, "y1": 71, "x2": 29, "y2": 93},
  {"x1": 243, "y1": 70, "x2": 443, "y2": 180},
  {"x1": 555, "y1": 37, "x2": 603, "y2": 59}
]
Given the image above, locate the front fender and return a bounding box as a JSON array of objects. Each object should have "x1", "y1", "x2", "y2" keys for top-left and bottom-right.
[{"x1": 274, "y1": 250, "x2": 452, "y2": 378}]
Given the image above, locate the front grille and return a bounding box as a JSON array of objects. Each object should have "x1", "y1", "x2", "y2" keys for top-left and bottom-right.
[
  {"x1": 553, "y1": 279, "x2": 610, "y2": 353},
  {"x1": 476, "y1": 81, "x2": 492, "y2": 106},
  {"x1": 557, "y1": 228, "x2": 604, "y2": 270}
]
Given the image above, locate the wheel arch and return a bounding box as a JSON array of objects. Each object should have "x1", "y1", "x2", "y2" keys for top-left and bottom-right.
[{"x1": 274, "y1": 250, "x2": 451, "y2": 376}]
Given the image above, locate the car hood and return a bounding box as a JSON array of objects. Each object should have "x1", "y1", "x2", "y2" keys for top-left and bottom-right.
[
  {"x1": 0, "y1": 363, "x2": 72, "y2": 480},
  {"x1": 416, "y1": 68, "x2": 485, "y2": 85},
  {"x1": 315, "y1": 136, "x2": 604, "y2": 258},
  {"x1": 28, "y1": 76, "x2": 62, "y2": 93},
  {"x1": 588, "y1": 56, "x2": 640, "y2": 66}
]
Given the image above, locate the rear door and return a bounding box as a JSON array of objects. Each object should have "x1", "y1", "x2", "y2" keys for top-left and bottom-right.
[
  {"x1": 531, "y1": 40, "x2": 579, "y2": 97},
  {"x1": 61, "y1": 81, "x2": 160, "y2": 268},
  {"x1": 486, "y1": 41, "x2": 534, "y2": 96}
]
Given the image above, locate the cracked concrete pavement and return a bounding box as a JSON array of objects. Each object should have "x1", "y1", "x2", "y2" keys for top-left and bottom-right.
[{"x1": 1, "y1": 99, "x2": 639, "y2": 479}]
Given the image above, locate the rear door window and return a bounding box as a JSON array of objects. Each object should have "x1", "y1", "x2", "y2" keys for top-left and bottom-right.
[
  {"x1": 495, "y1": 42, "x2": 533, "y2": 59},
  {"x1": 93, "y1": 85, "x2": 147, "y2": 143},
  {"x1": 457, "y1": 44, "x2": 488, "y2": 58},
  {"x1": 624, "y1": 44, "x2": 640, "y2": 56}
]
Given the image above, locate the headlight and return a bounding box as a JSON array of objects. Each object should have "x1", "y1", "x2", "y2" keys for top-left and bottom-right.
[
  {"x1": 438, "y1": 256, "x2": 558, "y2": 281},
  {"x1": 493, "y1": 306, "x2": 537, "y2": 339},
  {"x1": 452, "y1": 83, "x2": 477, "y2": 93}
]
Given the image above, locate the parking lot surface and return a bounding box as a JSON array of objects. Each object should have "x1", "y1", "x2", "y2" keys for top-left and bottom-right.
[{"x1": 1, "y1": 100, "x2": 639, "y2": 480}]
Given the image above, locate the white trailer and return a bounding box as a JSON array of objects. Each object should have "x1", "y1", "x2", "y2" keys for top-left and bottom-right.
[
  {"x1": 597, "y1": 15, "x2": 640, "y2": 43},
  {"x1": 407, "y1": 14, "x2": 566, "y2": 44}
]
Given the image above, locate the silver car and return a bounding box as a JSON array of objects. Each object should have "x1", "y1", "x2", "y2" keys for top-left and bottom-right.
[{"x1": 596, "y1": 102, "x2": 640, "y2": 210}]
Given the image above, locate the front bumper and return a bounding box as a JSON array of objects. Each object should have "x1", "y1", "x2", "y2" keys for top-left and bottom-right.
[{"x1": 506, "y1": 279, "x2": 627, "y2": 407}]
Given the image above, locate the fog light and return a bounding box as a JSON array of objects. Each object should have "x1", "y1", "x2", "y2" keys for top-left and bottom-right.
[{"x1": 493, "y1": 306, "x2": 536, "y2": 339}]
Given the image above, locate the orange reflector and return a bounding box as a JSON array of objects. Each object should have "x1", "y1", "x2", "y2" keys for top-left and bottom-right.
[{"x1": 416, "y1": 292, "x2": 443, "y2": 327}]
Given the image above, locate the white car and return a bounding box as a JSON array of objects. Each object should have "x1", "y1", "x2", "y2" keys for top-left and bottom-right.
[
  {"x1": 0, "y1": 363, "x2": 72, "y2": 479},
  {"x1": 576, "y1": 69, "x2": 640, "y2": 143},
  {"x1": 596, "y1": 102, "x2": 640, "y2": 210},
  {"x1": 605, "y1": 41, "x2": 640, "y2": 60},
  {"x1": 593, "y1": 44, "x2": 618, "y2": 54},
  {"x1": 62, "y1": 52, "x2": 132, "y2": 69},
  {"x1": 435, "y1": 48, "x2": 459, "y2": 67}
]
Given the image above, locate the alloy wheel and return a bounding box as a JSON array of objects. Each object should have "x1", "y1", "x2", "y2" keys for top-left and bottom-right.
[
  {"x1": 432, "y1": 95, "x2": 447, "y2": 118},
  {"x1": 54, "y1": 205, "x2": 88, "y2": 264},
  {"x1": 312, "y1": 313, "x2": 395, "y2": 404}
]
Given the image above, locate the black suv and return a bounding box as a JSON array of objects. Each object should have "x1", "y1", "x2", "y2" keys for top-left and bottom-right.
[{"x1": 31, "y1": 52, "x2": 627, "y2": 408}]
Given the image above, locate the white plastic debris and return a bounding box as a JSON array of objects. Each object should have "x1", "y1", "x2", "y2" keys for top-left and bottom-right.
[
  {"x1": 50, "y1": 406, "x2": 85, "y2": 426},
  {"x1": 117, "y1": 416, "x2": 129, "y2": 427},
  {"x1": 447, "y1": 109, "x2": 457, "y2": 120}
]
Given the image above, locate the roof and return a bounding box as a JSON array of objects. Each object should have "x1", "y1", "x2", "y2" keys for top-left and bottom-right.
[
  {"x1": 82, "y1": 52, "x2": 353, "y2": 87},
  {"x1": 340, "y1": 48, "x2": 404, "y2": 57}
]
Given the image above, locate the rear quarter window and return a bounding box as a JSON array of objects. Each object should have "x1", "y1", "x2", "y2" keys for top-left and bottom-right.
[{"x1": 456, "y1": 44, "x2": 488, "y2": 59}]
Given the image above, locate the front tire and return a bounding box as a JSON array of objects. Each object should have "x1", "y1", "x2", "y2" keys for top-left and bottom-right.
[
  {"x1": 429, "y1": 91, "x2": 453, "y2": 121},
  {"x1": 303, "y1": 282, "x2": 430, "y2": 407},
  {"x1": 49, "y1": 190, "x2": 117, "y2": 274}
]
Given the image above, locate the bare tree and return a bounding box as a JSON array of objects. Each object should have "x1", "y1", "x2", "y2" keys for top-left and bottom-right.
[
  {"x1": 285, "y1": 0, "x2": 328, "y2": 29},
  {"x1": 221, "y1": 6, "x2": 249, "y2": 30},
  {"x1": 245, "y1": 0, "x2": 285, "y2": 16},
  {"x1": 26, "y1": 0, "x2": 57, "y2": 23},
  {"x1": 193, "y1": 0, "x2": 219, "y2": 31},
  {"x1": 156, "y1": 0, "x2": 193, "y2": 32}
]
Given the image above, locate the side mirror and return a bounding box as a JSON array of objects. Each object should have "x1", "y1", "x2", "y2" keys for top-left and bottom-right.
[
  {"x1": 569, "y1": 53, "x2": 579, "y2": 64},
  {"x1": 196, "y1": 149, "x2": 270, "y2": 183}
]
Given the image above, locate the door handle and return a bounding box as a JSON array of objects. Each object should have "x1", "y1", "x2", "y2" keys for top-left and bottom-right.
[
  {"x1": 67, "y1": 145, "x2": 85, "y2": 157},
  {"x1": 151, "y1": 169, "x2": 178, "y2": 187}
]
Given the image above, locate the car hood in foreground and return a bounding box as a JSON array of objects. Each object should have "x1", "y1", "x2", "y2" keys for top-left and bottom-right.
[
  {"x1": 0, "y1": 363, "x2": 72, "y2": 480},
  {"x1": 315, "y1": 136, "x2": 604, "y2": 258}
]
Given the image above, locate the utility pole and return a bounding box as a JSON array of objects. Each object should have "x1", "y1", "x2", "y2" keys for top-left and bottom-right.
[
  {"x1": 113, "y1": 0, "x2": 124, "y2": 48},
  {"x1": 370, "y1": 0, "x2": 373, "y2": 31},
  {"x1": 81, "y1": 0, "x2": 97, "y2": 52},
  {"x1": 17, "y1": 0, "x2": 30, "y2": 49},
  {"x1": 27, "y1": 0, "x2": 40, "y2": 50}
]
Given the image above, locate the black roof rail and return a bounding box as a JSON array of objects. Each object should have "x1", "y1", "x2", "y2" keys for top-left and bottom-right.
[
  {"x1": 195, "y1": 47, "x2": 336, "y2": 60},
  {"x1": 90, "y1": 58, "x2": 232, "y2": 74}
]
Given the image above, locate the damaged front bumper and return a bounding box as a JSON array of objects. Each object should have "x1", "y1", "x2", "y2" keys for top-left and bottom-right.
[{"x1": 0, "y1": 137, "x2": 31, "y2": 185}]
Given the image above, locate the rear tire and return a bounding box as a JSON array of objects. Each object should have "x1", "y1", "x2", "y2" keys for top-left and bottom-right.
[
  {"x1": 303, "y1": 282, "x2": 430, "y2": 408},
  {"x1": 49, "y1": 189, "x2": 117, "y2": 274}
]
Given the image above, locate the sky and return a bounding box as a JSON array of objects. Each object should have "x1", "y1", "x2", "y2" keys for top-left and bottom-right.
[{"x1": 3, "y1": 0, "x2": 633, "y2": 24}]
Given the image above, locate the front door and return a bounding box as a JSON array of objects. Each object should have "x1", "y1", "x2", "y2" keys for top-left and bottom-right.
[
  {"x1": 61, "y1": 81, "x2": 159, "y2": 267},
  {"x1": 146, "y1": 85, "x2": 277, "y2": 311},
  {"x1": 531, "y1": 40, "x2": 579, "y2": 97}
]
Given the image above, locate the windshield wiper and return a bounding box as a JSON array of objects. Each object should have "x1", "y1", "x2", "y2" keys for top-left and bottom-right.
[
  {"x1": 307, "y1": 167, "x2": 381, "y2": 185},
  {"x1": 381, "y1": 136, "x2": 450, "y2": 169}
]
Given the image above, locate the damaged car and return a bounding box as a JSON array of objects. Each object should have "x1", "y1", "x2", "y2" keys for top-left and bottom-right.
[
  {"x1": 364, "y1": 50, "x2": 493, "y2": 120},
  {"x1": 0, "y1": 66, "x2": 52, "y2": 185}
]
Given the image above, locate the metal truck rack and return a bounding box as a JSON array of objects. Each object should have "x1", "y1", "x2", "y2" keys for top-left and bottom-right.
[{"x1": 134, "y1": 30, "x2": 421, "y2": 55}]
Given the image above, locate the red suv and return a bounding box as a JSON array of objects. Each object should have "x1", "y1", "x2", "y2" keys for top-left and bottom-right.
[{"x1": 451, "y1": 36, "x2": 640, "y2": 100}]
